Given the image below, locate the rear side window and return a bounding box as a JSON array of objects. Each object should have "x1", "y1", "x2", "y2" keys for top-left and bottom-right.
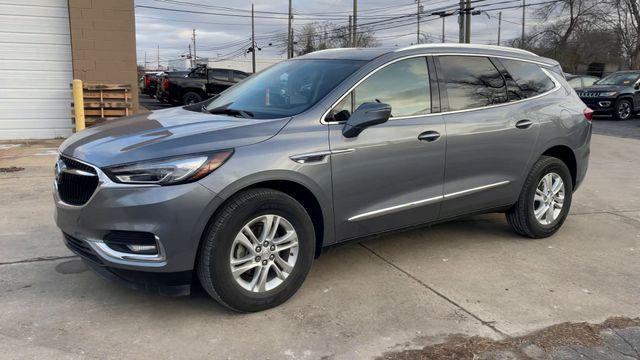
[
  {"x1": 438, "y1": 56, "x2": 507, "y2": 111},
  {"x1": 500, "y1": 59, "x2": 555, "y2": 98},
  {"x1": 353, "y1": 57, "x2": 431, "y2": 118},
  {"x1": 209, "y1": 69, "x2": 229, "y2": 81},
  {"x1": 233, "y1": 71, "x2": 248, "y2": 81}
]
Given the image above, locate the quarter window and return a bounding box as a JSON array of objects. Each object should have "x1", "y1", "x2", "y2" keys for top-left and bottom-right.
[
  {"x1": 438, "y1": 56, "x2": 508, "y2": 111},
  {"x1": 353, "y1": 57, "x2": 431, "y2": 118},
  {"x1": 500, "y1": 59, "x2": 555, "y2": 98}
]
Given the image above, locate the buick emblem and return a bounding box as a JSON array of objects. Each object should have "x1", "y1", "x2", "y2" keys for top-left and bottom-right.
[{"x1": 54, "y1": 159, "x2": 66, "y2": 182}]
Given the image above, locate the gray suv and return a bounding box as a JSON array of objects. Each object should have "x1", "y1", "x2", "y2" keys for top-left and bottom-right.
[{"x1": 54, "y1": 44, "x2": 592, "y2": 311}]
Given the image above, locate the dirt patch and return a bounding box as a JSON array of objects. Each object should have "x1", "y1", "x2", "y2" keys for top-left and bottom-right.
[
  {"x1": 0, "y1": 166, "x2": 24, "y2": 173},
  {"x1": 379, "y1": 317, "x2": 640, "y2": 360}
]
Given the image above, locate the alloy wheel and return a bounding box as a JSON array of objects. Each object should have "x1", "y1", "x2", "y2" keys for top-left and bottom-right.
[
  {"x1": 229, "y1": 215, "x2": 299, "y2": 293},
  {"x1": 618, "y1": 101, "x2": 631, "y2": 120},
  {"x1": 533, "y1": 172, "x2": 565, "y2": 225}
]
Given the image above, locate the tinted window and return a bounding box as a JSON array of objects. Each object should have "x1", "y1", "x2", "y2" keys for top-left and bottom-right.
[
  {"x1": 233, "y1": 71, "x2": 248, "y2": 81},
  {"x1": 354, "y1": 57, "x2": 430, "y2": 118},
  {"x1": 438, "y1": 56, "x2": 507, "y2": 111},
  {"x1": 500, "y1": 59, "x2": 555, "y2": 98},
  {"x1": 209, "y1": 69, "x2": 229, "y2": 81},
  {"x1": 204, "y1": 59, "x2": 364, "y2": 119}
]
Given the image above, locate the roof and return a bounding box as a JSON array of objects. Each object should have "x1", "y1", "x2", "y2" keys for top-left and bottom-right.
[{"x1": 298, "y1": 43, "x2": 557, "y2": 66}]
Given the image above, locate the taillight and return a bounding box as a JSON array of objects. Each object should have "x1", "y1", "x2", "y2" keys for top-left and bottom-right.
[
  {"x1": 145, "y1": 76, "x2": 150, "y2": 87},
  {"x1": 162, "y1": 78, "x2": 169, "y2": 90},
  {"x1": 583, "y1": 107, "x2": 594, "y2": 121}
]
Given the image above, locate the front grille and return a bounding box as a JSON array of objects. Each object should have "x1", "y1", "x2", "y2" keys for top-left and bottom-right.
[
  {"x1": 56, "y1": 156, "x2": 99, "y2": 206},
  {"x1": 63, "y1": 233, "x2": 102, "y2": 264}
]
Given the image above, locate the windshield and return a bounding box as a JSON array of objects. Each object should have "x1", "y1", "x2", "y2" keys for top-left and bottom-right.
[
  {"x1": 595, "y1": 72, "x2": 640, "y2": 86},
  {"x1": 204, "y1": 59, "x2": 364, "y2": 119}
]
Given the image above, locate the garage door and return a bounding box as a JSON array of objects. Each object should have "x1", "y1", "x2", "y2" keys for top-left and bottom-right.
[{"x1": 0, "y1": 0, "x2": 73, "y2": 139}]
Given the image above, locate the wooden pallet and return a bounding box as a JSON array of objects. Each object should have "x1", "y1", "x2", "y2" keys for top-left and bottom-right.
[{"x1": 71, "y1": 83, "x2": 133, "y2": 127}]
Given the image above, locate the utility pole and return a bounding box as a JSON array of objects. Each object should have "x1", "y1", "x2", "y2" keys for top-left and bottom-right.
[
  {"x1": 144, "y1": 51, "x2": 147, "y2": 70},
  {"x1": 157, "y1": 44, "x2": 160, "y2": 70},
  {"x1": 251, "y1": 4, "x2": 256, "y2": 74},
  {"x1": 348, "y1": 15, "x2": 352, "y2": 47},
  {"x1": 192, "y1": 29, "x2": 197, "y2": 66},
  {"x1": 416, "y1": 0, "x2": 421, "y2": 44},
  {"x1": 521, "y1": 0, "x2": 526, "y2": 46},
  {"x1": 497, "y1": 11, "x2": 502, "y2": 46},
  {"x1": 458, "y1": 0, "x2": 464, "y2": 43},
  {"x1": 441, "y1": 16, "x2": 446, "y2": 43},
  {"x1": 287, "y1": 0, "x2": 292, "y2": 58},
  {"x1": 352, "y1": 0, "x2": 357, "y2": 47},
  {"x1": 464, "y1": 0, "x2": 471, "y2": 43}
]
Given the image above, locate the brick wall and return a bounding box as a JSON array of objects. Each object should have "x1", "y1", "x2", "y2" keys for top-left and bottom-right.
[{"x1": 68, "y1": 0, "x2": 139, "y2": 112}]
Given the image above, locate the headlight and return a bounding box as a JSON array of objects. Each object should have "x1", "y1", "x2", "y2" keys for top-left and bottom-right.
[
  {"x1": 599, "y1": 91, "x2": 618, "y2": 97},
  {"x1": 105, "y1": 150, "x2": 233, "y2": 185}
]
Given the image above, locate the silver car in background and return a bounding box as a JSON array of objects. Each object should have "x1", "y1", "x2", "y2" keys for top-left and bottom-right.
[{"x1": 54, "y1": 44, "x2": 592, "y2": 311}]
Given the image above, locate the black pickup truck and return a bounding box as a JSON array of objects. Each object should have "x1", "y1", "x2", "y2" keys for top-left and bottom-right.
[{"x1": 157, "y1": 66, "x2": 249, "y2": 105}]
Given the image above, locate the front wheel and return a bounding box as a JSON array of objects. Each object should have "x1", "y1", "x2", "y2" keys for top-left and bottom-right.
[
  {"x1": 615, "y1": 99, "x2": 633, "y2": 120},
  {"x1": 506, "y1": 156, "x2": 573, "y2": 238},
  {"x1": 182, "y1": 91, "x2": 203, "y2": 105},
  {"x1": 197, "y1": 189, "x2": 315, "y2": 312}
]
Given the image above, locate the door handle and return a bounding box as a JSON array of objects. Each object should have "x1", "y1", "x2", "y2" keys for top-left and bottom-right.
[
  {"x1": 515, "y1": 119, "x2": 533, "y2": 129},
  {"x1": 418, "y1": 131, "x2": 441, "y2": 142}
]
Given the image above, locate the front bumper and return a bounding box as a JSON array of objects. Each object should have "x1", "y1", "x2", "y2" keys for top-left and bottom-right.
[
  {"x1": 579, "y1": 97, "x2": 616, "y2": 116},
  {"x1": 54, "y1": 160, "x2": 221, "y2": 274}
]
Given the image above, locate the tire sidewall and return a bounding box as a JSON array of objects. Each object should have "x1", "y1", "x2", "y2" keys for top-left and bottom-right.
[
  {"x1": 524, "y1": 159, "x2": 573, "y2": 236},
  {"x1": 202, "y1": 191, "x2": 315, "y2": 311},
  {"x1": 183, "y1": 91, "x2": 202, "y2": 105}
]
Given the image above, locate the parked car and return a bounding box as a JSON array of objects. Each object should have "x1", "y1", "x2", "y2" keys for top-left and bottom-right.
[
  {"x1": 139, "y1": 71, "x2": 163, "y2": 96},
  {"x1": 154, "y1": 70, "x2": 190, "y2": 104},
  {"x1": 566, "y1": 74, "x2": 600, "y2": 89},
  {"x1": 576, "y1": 70, "x2": 640, "y2": 120},
  {"x1": 54, "y1": 44, "x2": 591, "y2": 312},
  {"x1": 157, "y1": 65, "x2": 249, "y2": 105}
]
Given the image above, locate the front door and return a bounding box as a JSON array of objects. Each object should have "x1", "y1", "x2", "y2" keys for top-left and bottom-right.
[{"x1": 328, "y1": 56, "x2": 446, "y2": 241}]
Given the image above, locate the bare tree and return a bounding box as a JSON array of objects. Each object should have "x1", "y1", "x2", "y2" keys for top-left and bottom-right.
[
  {"x1": 282, "y1": 21, "x2": 379, "y2": 56},
  {"x1": 614, "y1": 0, "x2": 640, "y2": 68}
]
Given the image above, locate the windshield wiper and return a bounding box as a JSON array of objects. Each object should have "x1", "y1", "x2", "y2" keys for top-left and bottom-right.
[{"x1": 205, "y1": 106, "x2": 254, "y2": 118}]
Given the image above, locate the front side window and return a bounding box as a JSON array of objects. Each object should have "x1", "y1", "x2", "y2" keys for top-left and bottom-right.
[
  {"x1": 438, "y1": 56, "x2": 507, "y2": 111},
  {"x1": 500, "y1": 59, "x2": 555, "y2": 98},
  {"x1": 353, "y1": 57, "x2": 431, "y2": 118}
]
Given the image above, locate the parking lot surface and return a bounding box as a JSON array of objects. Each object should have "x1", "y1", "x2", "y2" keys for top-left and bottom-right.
[{"x1": 1, "y1": 125, "x2": 639, "y2": 359}]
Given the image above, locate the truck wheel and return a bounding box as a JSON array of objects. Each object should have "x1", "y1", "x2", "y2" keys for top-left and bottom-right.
[
  {"x1": 197, "y1": 188, "x2": 315, "y2": 312},
  {"x1": 182, "y1": 91, "x2": 203, "y2": 105},
  {"x1": 615, "y1": 99, "x2": 633, "y2": 120},
  {"x1": 506, "y1": 156, "x2": 573, "y2": 238}
]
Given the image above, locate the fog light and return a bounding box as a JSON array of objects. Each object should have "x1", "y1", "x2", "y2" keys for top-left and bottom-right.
[
  {"x1": 598, "y1": 101, "x2": 611, "y2": 107},
  {"x1": 126, "y1": 244, "x2": 158, "y2": 254}
]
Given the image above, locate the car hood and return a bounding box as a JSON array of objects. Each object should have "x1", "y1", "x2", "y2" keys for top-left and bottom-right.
[
  {"x1": 59, "y1": 106, "x2": 291, "y2": 167},
  {"x1": 577, "y1": 84, "x2": 626, "y2": 93}
]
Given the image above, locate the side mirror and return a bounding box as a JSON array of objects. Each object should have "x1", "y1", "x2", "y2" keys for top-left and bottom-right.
[{"x1": 342, "y1": 102, "x2": 391, "y2": 138}]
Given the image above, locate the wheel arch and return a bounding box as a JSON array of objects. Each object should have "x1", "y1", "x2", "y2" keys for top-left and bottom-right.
[
  {"x1": 541, "y1": 145, "x2": 577, "y2": 189},
  {"x1": 196, "y1": 173, "x2": 332, "y2": 263}
]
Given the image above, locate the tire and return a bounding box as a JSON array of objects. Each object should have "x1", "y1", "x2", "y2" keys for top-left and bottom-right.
[
  {"x1": 197, "y1": 188, "x2": 315, "y2": 312},
  {"x1": 182, "y1": 91, "x2": 203, "y2": 105},
  {"x1": 506, "y1": 156, "x2": 573, "y2": 238},
  {"x1": 614, "y1": 99, "x2": 633, "y2": 120}
]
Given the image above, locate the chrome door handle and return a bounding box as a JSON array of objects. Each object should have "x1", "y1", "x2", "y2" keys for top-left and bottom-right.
[
  {"x1": 515, "y1": 119, "x2": 533, "y2": 129},
  {"x1": 418, "y1": 131, "x2": 441, "y2": 142}
]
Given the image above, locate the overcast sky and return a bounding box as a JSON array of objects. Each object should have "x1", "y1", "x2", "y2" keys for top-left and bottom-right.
[{"x1": 134, "y1": 0, "x2": 544, "y2": 68}]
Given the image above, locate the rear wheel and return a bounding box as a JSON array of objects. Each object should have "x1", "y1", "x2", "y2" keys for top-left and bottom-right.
[
  {"x1": 182, "y1": 91, "x2": 203, "y2": 105},
  {"x1": 506, "y1": 156, "x2": 573, "y2": 238},
  {"x1": 615, "y1": 99, "x2": 633, "y2": 120},
  {"x1": 197, "y1": 188, "x2": 315, "y2": 312}
]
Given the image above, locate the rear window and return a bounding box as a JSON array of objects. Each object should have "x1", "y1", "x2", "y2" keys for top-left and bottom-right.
[
  {"x1": 438, "y1": 56, "x2": 508, "y2": 111},
  {"x1": 500, "y1": 59, "x2": 555, "y2": 98}
]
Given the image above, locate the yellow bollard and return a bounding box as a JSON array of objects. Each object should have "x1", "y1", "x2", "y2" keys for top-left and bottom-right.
[{"x1": 72, "y1": 79, "x2": 86, "y2": 132}]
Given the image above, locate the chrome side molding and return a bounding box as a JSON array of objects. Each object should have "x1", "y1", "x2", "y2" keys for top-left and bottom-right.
[{"x1": 348, "y1": 180, "x2": 511, "y2": 222}]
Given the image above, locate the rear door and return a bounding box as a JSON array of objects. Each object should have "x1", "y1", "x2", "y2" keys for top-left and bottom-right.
[
  {"x1": 435, "y1": 55, "x2": 547, "y2": 218},
  {"x1": 328, "y1": 56, "x2": 446, "y2": 240},
  {"x1": 207, "y1": 69, "x2": 233, "y2": 95}
]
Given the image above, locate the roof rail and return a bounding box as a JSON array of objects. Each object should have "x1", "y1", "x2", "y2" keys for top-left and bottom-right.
[{"x1": 395, "y1": 43, "x2": 537, "y2": 57}]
